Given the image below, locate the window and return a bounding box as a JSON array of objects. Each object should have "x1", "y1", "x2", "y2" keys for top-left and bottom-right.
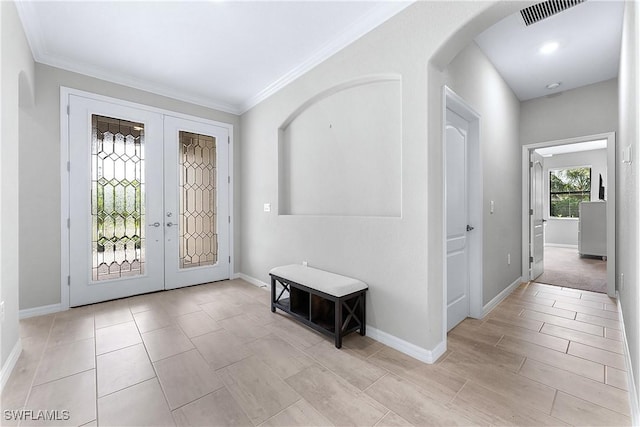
[{"x1": 549, "y1": 167, "x2": 591, "y2": 218}]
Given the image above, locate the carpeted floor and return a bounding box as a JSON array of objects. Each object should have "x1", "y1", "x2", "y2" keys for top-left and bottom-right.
[{"x1": 535, "y1": 246, "x2": 607, "y2": 293}]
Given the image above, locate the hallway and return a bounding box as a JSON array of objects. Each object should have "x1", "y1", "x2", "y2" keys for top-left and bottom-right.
[{"x1": 538, "y1": 246, "x2": 607, "y2": 293}]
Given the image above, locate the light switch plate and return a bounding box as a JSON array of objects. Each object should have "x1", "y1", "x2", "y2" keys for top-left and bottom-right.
[{"x1": 264, "y1": 203, "x2": 271, "y2": 212}]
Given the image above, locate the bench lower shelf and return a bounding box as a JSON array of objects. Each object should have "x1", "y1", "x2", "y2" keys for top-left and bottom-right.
[{"x1": 270, "y1": 274, "x2": 367, "y2": 348}]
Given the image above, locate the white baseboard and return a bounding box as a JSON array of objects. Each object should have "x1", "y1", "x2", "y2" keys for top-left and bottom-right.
[
  {"x1": 19, "y1": 303, "x2": 64, "y2": 319},
  {"x1": 236, "y1": 273, "x2": 269, "y2": 288},
  {"x1": 238, "y1": 273, "x2": 445, "y2": 364},
  {"x1": 366, "y1": 325, "x2": 445, "y2": 364},
  {"x1": 616, "y1": 292, "x2": 639, "y2": 426},
  {"x1": 482, "y1": 276, "x2": 523, "y2": 318},
  {"x1": 544, "y1": 243, "x2": 578, "y2": 249},
  {"x1": 1, "y1": 339, "x2": 22, "y2": 392}
]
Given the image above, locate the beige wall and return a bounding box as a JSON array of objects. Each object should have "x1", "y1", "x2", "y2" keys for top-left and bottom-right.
[
  {"x1": 617, "y1": 0, "x2": 639, "y2": 411},
  {"x1": 239, "y1": 1, "x2": 525, "y2": 354},
  {"x1": 18, "y1": 63, "x2": 240, "y2": 310},
  {"x1": 520, "y1": 79, "x2": 618, "y2": 146},
  {"x1": 444, "y1": 42, "x2": 522, "y2": 306},
  {"x1": 1, "y1": 0, "x2": 35, "y2": 370}
]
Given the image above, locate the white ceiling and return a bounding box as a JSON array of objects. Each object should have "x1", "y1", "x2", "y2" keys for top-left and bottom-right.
[
  {"x1": 16, "y1": 1, "x2": 412, "y2": 114},
  {"x1": 475, "y1": 1, "x2": 625, "y2": 101}
]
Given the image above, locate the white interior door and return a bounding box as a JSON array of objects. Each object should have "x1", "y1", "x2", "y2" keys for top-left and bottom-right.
[
  {"x1": 164, "y1": 116, "x2": 230, "y2": 289},
  {"x1": 446, "y1": 108, "x2": 470, "y2": 331},
  {"x1": 69, "y1": 95, "x2": 165, "y2": 306},
  {"x1": 69, "y1": 95, "x2": 231, "y2": 306},
  {"x1": 530, "y1": 151, "x2": 544, "y2": 280}
]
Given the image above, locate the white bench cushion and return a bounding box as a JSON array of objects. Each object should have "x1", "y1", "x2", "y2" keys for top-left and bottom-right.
[{"x1": 269, "y1": 264, "x2": 367, "y2": 297}]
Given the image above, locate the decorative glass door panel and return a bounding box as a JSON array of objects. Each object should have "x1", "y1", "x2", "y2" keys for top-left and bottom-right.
[
  {"x1": 165, "y1": 117, "x2": 230, "y2": 290},
  {"x1": 92, "y1": 115, "x2": 146, "y2": 280},
  {"x1": 179, "y1": 131, "x2": 217, "y2": 269},
  {"x1": 69, "y1": 96, "x2": 165, "y2": 306}
]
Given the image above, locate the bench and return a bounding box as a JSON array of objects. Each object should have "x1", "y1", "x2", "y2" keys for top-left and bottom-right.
[{"x1": 269, "y1": 264, "x2": 368, "y2": 348}]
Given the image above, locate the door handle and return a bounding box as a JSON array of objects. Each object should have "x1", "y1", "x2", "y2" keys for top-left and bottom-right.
[
  {"x1": 166, "y1": 222, "x2": 174, "y2": 227},
  {"x1": 466, "y1": 225, "x2": 474, "y2": 232},
  {"x1": 148, "y1": 222, "x2": 161, "y2": 228}
]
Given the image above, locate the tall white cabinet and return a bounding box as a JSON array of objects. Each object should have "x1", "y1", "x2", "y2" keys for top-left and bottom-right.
[{"x1": 578, "y1": 201, "x2": 607, "y2": 258}]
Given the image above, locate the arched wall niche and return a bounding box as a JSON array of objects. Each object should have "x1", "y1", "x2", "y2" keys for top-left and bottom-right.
[{"x1": 278, "y1": 74, "x2": 402, "y2": 217}]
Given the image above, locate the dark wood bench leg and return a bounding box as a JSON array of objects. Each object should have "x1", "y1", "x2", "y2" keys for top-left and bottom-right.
[
  {"x1": 359, "y1": 292, "x2": 366, "y2": 336},
  {"x1": 335, "y1": 297, "x2": 343, "y2": 348},
  {"x1": 270, "y1": 276, "x2": 276, "y2": 313}
]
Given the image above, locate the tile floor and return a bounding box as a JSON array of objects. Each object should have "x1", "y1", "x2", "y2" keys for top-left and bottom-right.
[{"x1": 0, "y1": 279, "x2": 632, "y2": 426}]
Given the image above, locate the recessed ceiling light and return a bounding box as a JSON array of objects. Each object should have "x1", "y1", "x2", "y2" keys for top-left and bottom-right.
[
  {"x1": 546, "y1": 82, "x2": 562, "y2": 90},
  {"x1": 540, "y1": 41, "x2": 559, "y2": 55}
]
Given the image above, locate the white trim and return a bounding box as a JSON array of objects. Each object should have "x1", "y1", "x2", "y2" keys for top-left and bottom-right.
[
  {"x1": 228, "y1": 125, "x2": 235, "y2": 280},
  {"x1": 442, "y1": 86, "x2": 484, "y2": 336},
  {"x1": 60, "y1": 87, "x2": 236, "y2": 307},
  {"x1": 62, "y1": 88, "x2": 236, "y2": 126},
  {"x1": 236, "y1": 273, "x2": 269, "y2": 289},
  {"x1": 616, "y1": 292, "x2": 640, "y2": 426},
  {"x1": 366, "y1": 326, "x2": 446, "y2": 364},
  {"x1": 544, "y1": 243, "x2": 579, "y2": 249},
  {"x1": 19, "y1": 303, "x2": 65, "y2": 319},
  {"x1": 239, "y1": 2, "x2": 413, "y2": 113},
  {"x1": 482, "y1": 276, "x2": 523, "y2": 318},
  {"x1": 0, "y1": 340, "x2": 22, "y2": 392},
  {"x1": 235, "y1": 272, "x2": 446, "y2": 364},
  {"x1": 16, "y1": 1, "x2": 412, "y2": 115},
  {"x1": 521, "y1": 132, "x2": 616, "y2": 297},
  {"x1": 60, "y1": 88, "x2": 71, "y2": 311}
]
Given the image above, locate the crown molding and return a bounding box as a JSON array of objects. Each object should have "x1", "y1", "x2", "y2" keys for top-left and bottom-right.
[
  {"x1": 36, "y1": 53, "x2": 242, "y2": 115},
  {"x1": 239, "y1": 1, "x2": 413, "y2": 114},
  {"x1": 15, "y1": 0, "x2": 413, "y2": 117},
  {"x1": 15, "y1": 0, "x2": 242, "y2": 115},
  {"x1": 14, "y1": 0, "x2": 46, "y2": 59}
]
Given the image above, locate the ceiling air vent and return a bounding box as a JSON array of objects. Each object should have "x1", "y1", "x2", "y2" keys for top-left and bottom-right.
[{"x1": 520, "y1": 0, "x2": 585, "y2": 26}]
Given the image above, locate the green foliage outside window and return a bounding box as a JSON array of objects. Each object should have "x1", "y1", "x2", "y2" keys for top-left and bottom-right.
[{"x1": 549, "y1": 167, "x2": 591, "y2": 218}]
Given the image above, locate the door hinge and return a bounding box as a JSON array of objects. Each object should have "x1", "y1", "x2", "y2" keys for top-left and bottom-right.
[
  {"x1": 530, "y1": 209, "x2": 533, "y2": 215},
  {"x1": 67, "y1": 161, "x2": 70, "y2": 172},
  {"x1": 228, "y1": 216, "x2": 231, "y2": 223},
  {"x1": 228, "y1": 136, "x2": 230, "y2": 144},
  {"x1": 229, "y1": 256, "x2": 231, "y2": 263},
  {"x1": 529, "y1": 161, "x2": 533, "y2": 168},
  {"x1": 529, "y1": 256, "x2": 534, "y2": 263},
  {"x1": 67, "y1": 218, "x2": 70, "y2": 228},
  {"x1": 66, "y1": 105, "x2": 70, "y2": 115},
  {"x1": 67, "y1": 276, "x2": 71, "y2": 286},
  {"x1": 227, "y1": 176, "x2": 230, "y2": 184}
]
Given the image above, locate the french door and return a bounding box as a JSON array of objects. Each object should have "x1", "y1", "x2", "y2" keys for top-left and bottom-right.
[{"x1": 68, "y1": 94, "x2": 230, "y2": 306}]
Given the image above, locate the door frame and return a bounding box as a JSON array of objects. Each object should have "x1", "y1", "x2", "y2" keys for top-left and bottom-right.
[
  {"x1": 60, "y1": 87, "x2": 235, "y2": 310},
  {"x1": 442, "y1": 86, "x2": 483, "y2": 340},
  {"x1": 521, "y1": 132, "x2": 616, "y2": 297}
]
